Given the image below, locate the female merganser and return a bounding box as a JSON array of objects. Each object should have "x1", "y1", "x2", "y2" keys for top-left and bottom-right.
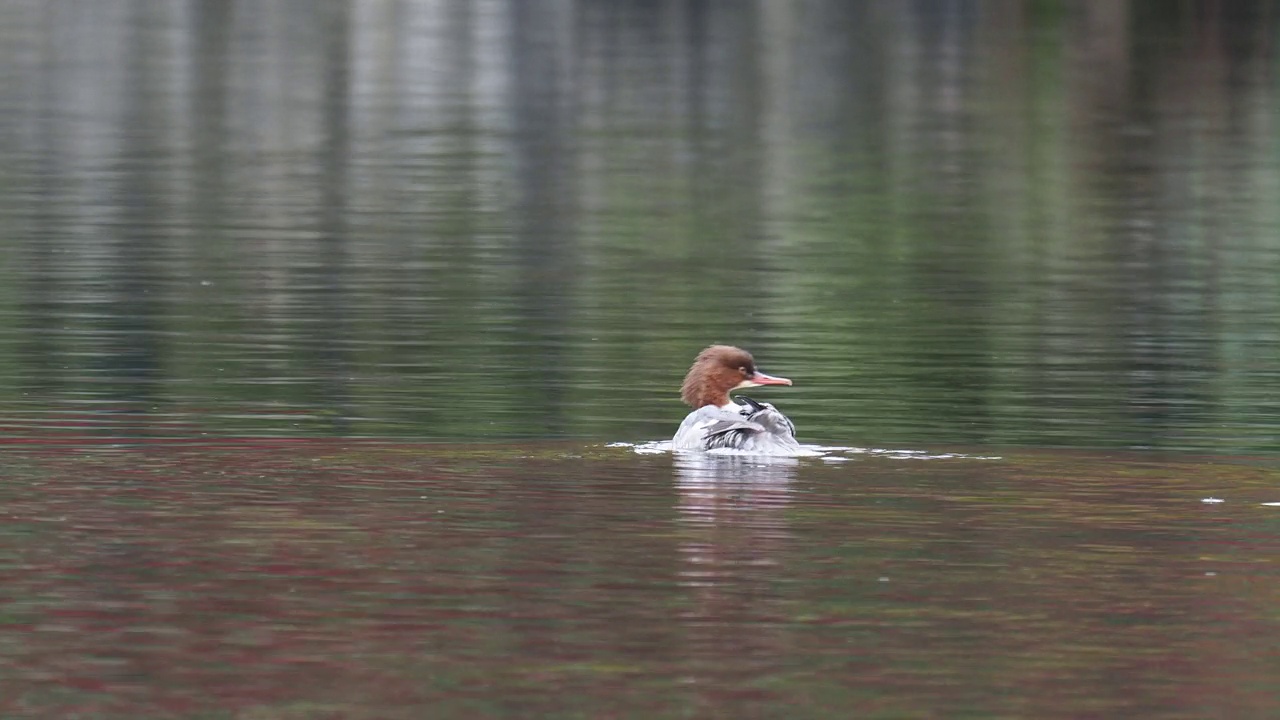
[{"x1": 672, "y1": 345, "x2": 800, "y2": 453}]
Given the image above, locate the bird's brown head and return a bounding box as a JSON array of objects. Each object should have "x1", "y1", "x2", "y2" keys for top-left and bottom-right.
[{"x1": 680, "y1": 345, "x2": 793, "y2": 408}]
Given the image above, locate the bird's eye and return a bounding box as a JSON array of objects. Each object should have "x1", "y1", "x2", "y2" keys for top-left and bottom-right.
[{"x1": 741, "y1": 367, "x2": 752, "y2": 375}]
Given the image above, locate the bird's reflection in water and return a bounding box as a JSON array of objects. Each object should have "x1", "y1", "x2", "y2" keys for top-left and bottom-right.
[{"x1": 673, "y1": 453, "x2": 799, "y2": 685}]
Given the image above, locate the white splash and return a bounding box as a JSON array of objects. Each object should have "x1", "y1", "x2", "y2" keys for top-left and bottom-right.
[{"x1": 607, "y1": 441, "x2": 1002, "y2": 462}]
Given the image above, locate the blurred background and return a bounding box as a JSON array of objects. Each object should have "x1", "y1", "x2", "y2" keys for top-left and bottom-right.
[{"x1": 0, "y1": 0, "x2": 1277, "y2": 451}]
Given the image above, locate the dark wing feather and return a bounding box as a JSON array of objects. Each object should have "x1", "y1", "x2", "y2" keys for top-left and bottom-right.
[
  {"x1": 700, "y1": 416, "x2": 765, "y2": 450},
  {"x1": 736, "y1": 396, "x2": 797, "y2": 439}
]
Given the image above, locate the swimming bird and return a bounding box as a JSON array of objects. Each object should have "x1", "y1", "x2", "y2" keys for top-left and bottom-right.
[{"x1": 672, "y1": 345, "x2": 799, "y2": 453}]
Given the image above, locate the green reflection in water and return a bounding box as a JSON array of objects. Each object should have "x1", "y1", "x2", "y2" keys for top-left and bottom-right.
[{"x1": 0, "y1": 2, "x2": 1277, "y2": 455}]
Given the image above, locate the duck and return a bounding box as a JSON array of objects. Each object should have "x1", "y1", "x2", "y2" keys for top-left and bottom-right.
[{"x1": 672, "y1": 345, "x2": 800, "y2": 453}]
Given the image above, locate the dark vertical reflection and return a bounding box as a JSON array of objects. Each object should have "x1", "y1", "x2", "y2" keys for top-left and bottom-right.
[
  {"x1": 684, "y1": 0, "x2": 709, "y2": 213},
  {"x1": 190, "y1": 1, "x2": 233, "y2": 233},
  {"x1": 186, "y1": 0, "x2": 235, "y2": 417},
  {"x1": 903, "y1": 3, "x2": 998, "y2": 442},
  {"x1": 420, "y1": 0, "x2": 480, "y2": 433},
  {"x1": 1092, "y1": 0, "x2": 1220, "y2": 448},
  {"x1": 99, "y1": 0, "x2": 168, "y2": 425},
  {"x1": 18, "y1": 2, "x2": 66, "y2": 397},
  {"x1": 507, "y1": 0, "x2": 577, "y2": 435},
  {"x1": 311, "y1": 0, "x2": 354, "y2": 433},
  {"x1": 697, "y1": 1, "x2": 765, "y2": 266},
  {"x1": 676, "y1": 1, "x2": 764, "y2": 291}
]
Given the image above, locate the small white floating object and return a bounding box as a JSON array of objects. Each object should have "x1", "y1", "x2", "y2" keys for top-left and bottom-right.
[
  {"x1": 1202, "y1": 497, "x2": 1225, "y2": 504},
  {"x1": 1261, "y1": 502, "x2": 1280, "y2": 507}
]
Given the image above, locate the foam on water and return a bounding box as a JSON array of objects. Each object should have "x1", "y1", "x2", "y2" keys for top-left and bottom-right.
[{"x1": 607, "y1": 441, "x2": 1002, "y2": 462}]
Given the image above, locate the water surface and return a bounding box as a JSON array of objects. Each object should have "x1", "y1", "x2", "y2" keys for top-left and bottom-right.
[
  {"x1": 2, "y1": 442, "x2": 1278, "y2": 718},
  {"x1": 1, "y1": 1, "x2": 1280, "y2": 717},
  {"x1": 0, "y1": 1, "x2": 1278, "y2": 451}
]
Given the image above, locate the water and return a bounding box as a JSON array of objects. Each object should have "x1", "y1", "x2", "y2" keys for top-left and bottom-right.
[
  {"x1": 1, "y1": 1, "x2": 1279, "y2": 717},
  {"x1": 2, "y1": 443, "x2": 1277, "y2": 718}
]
